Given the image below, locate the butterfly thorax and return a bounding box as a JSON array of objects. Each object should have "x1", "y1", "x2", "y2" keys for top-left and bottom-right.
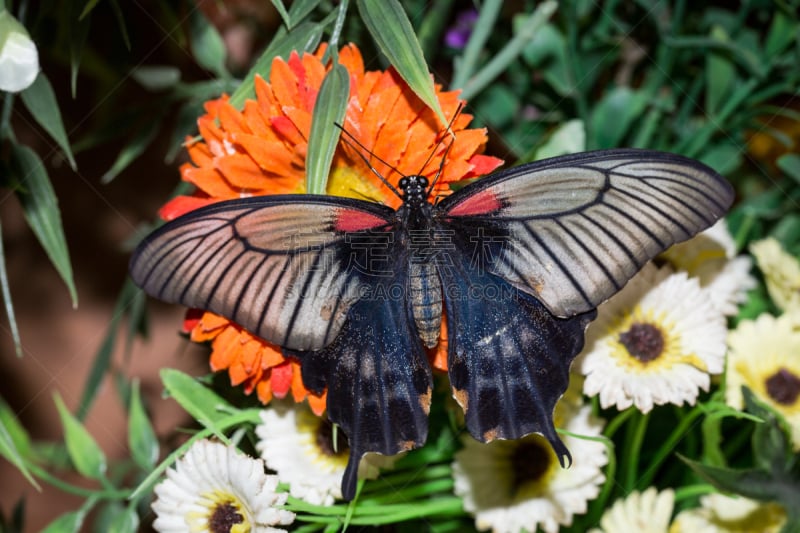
[{"x1": 397, "y1": 175, "x2": 443, "y2": 348}]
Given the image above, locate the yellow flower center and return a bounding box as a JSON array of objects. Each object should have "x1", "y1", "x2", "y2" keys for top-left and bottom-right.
[
  {"x1": 327, "y1": 164, "x2": 387, "y2": 202},
  {"x1": 509, "y1": 434, "x2": 559, "y2": 500},
  {"x1": 188, "y1": 490, "x2": 249, "y2": 533},
  {"x1": 296, "y1": 409, "x2": 350, "y2": 471},
  {"x1": 608, "y1": 307, "x2": 706, "y2": 372}
]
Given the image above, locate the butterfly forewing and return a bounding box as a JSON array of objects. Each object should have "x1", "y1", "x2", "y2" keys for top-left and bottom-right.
[
  {"x1": 129, "y1": 195, "x2": 395, "y2": 350},
  {"x1": 438, "y1": 149, "x2": 734, "y2": 317}
]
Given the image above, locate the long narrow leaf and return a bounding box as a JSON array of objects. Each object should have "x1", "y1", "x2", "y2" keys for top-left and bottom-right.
[
  {"x1": 306, "y1": 63, "x2": 349, "y2": 195},
  {"x1": 0, "y1": 399, "x2": 38, "y2": 489},
  {"x1": 357, "y1": 0, "x2": 447, "y2": 126},
  {"x1": 228, "y1": 21, "x2": 326, "y2": 109},
  {"x1": 77, "y1": 279, "x2": 140, "y2": 419},
  {"x1": 20, "y1": 73, "x2": 77, "y2": 170},
  {"x1": 0, "y1": 222, "x2": 22, "y2": 357},
  {"x1": 11, "y1": 144, "x2": 77, "y2": 307},
  {"x1": 160, "y1": 368, "x2": 236, "y2": 428},
  {"x1": 101, "y1": 115, "x2": 162, "y2": 183},
  {"x1": 54, "y1": 393, "x2": 107, "y2": 479}
]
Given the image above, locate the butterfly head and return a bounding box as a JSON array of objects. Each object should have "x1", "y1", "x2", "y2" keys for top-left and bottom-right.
[{"x1": 399, "y1": 175, "x2": 430, "y2": 208}]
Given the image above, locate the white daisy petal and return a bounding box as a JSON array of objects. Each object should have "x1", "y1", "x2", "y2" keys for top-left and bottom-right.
[
  {"x1": 576, "y1": 264, "x2": 727, "y2": 413},
  {"x1": 255, "y1": 403, "x2": 400, "y2": 505},
  {"x1": 726, "y1": 311, "x2": 800, "y2": 449},
  {"x1": 588, "y1": 487, "x2": 674, "y2": 533},
  {"x1": 750, "y1": 237, "x2": 800, "y2": 312},
  {"x1": 152, "y1": 439, "x2": 294, "y2": 533},
  {"x1": 671, "y1": 492, "x2": 786, "y2": 532},
  {"x1": 453, "y1": 399, "x2": 607, "y2": 533},
  {"x1": 661, "y1": 219, "x2": 756, "y2": 316}
]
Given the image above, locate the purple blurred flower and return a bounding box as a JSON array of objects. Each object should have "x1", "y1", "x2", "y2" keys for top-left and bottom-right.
[{"x1": 445, "y1": 9, "x2": 479, "y2": 49}]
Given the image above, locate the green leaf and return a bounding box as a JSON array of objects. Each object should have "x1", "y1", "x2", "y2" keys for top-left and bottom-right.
[
  {"x1": 590, "y1": 86, "x2": 647, "y2": 148},
  {"x1": 534, "y1": 119, "x2": 585, "y2": 160},
  {"x1": 107, "y1": 506, "x2": 139, "y2": 533},
  {"x1": 189, "y1": 10, "x2": 228, "y2": 77},
  {"x1": 128, "y1": 380, "x2": 159, "y2": 470},
  {"x1": 101, "y1": 115, "x2": 162, "y2": 183},
  {"x1": 680, "y1": 455, "x2": 797, "y2": 505},
  {"x1": 0, "y1": 400, "x2": 38, "y2": 489},
  {"x1": 19, "y1": 73, "x2": 77, "y2": 170},
  {"x1": 40, "y1": 510, "x2": 85, "y2": 533},
  {"x1": 160, "y1": 368, "x2": 236, "y2": 428},
  {"x1": 53, "y1": 393, "x2": 107, "y2": 479},
  {"x1": 79, "y1": 0, "x2": 102, "y2": 19},
  {"x1": 77, "y1": 279, "x2": 141, "y2": 419},
  {"x1": 777, "y1": 154, "x2": 800, "y2": 185},
  {"x1": 306, "y1": 63, "x2": 349, "y2": 195},
  {"x1": 68, "y1": 0, "x2": 91, "y2": 97},
  {"x1": 744, "y1": 388, "x2": 793, "y2": 474},
  {"x1": 131, "y1": 66, "x2": 181, "y2": 92},
  {"x1": 705, "y1": 26, "x2": 735, "y2": 117},
  {"x1": 109, "y1": 0, "x2": 130, "y2": 50},
  {"x1": 765, "y1": 10, "x2": 796, "y2": 57},
  {"x1": 357, "y1": 0, "x2": 447, "y2": 126},
  {"x1": 10, "y1": 144, "x2": 78, "y2": 307},
  {"x1": 0, "y1": 222, "x2": 22, "y2": 357},
  {"x1": 271, "y1": 0, "x2": 292, "y2": 29},
  {"x1": 287, "y1": 0, "x2": 322, "y2": 27},
  {"x1": 228, "y1": 21, "x2": 325, "y2": 109}
]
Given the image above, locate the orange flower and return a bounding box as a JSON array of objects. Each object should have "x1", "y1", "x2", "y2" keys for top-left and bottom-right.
[{"x1": 168, "y1": 43, "x2": 503, "y2": 414}]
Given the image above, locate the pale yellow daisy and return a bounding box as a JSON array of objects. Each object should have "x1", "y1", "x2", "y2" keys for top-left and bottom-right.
[
  {"x1": 660, "y1": 220, "x2": 756, "y2": 316},
  {"x1": 588, "y1": 487, "x2": 675, "y2": 533},
  {"x1": 452, "y1": 390, "x2": 607, "y2": 533},
  {"x1": 726, "y1": 310, "x2": 800, "y2": 449},
  {"x1": 670, "y1": 492, "x2": 786, "y2": 532},
  {"x1": 152, "y1": 439, "x2": 294, "y2": 532},
  {"x1": 255, "y1": 403, "x2": 400, "y2": 505},
  {"x1": 577, "y1": 264, "x2": 727, "y2": 413},
  {"x1": 750, "y1": 237, "x2": 800, "y2": 312}
]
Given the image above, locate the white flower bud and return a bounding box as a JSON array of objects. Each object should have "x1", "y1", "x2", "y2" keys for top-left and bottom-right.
[{"x1": 0, "y1": 11, "x2": 39, "y2": 92}]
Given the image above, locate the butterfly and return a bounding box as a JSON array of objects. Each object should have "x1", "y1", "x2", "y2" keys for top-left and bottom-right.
[{"x1": 130, "y1": 147, "x2": 733, "y2": 500}]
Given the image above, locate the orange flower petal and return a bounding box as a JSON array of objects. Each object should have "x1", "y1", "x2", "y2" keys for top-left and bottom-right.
[
  {"x1": 159, "y1": 195, "x2": 215, "y2": 221},
  {"x1": 271, "y1": 361, "x2": 293, "y2": 398},
  {"x1": 215, "y1": 153, "x2": 268, "y2": 190}
]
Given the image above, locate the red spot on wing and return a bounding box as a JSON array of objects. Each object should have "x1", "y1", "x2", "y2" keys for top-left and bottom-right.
[
  {"x1": 335, "y1": 209, "x2": 389, "y2": 232},
  {"x1": 447, "y1": 190, "x2": 503, "y2": 216}
]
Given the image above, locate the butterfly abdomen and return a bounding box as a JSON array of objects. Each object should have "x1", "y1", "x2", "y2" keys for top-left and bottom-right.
[{"x1": 409, "y1": 260, "x2": 442, "y2": 348}]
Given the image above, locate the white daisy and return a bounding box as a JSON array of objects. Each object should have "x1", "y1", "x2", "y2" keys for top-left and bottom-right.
[
  {"x1": 151, "y1": 439, "x2": 294, "y2": 533},
  {"x1": 588, "y1": 487, "x2": 675, "y2": 533},
  {"x1": 660, "y1": 219, "x2": 756, "y2": 316},
  {"x1": 726, "y1": 311, "x2": 800, "y2": 449},
  {"x1": 576, "y1": 264, "x2": 727, "y2": 413},
  {"x1": 750, "y1": 237, "x2": 800, "y2": 312},
  {"x1": 670, "y1": 492, "x2": 786, "y2": 532},
  {"x1": 255, "y1": 403, "x2": 400, "y2": 506},
  {"x1": 452, "y1": 393, "x2": 607, "y2": 533}
]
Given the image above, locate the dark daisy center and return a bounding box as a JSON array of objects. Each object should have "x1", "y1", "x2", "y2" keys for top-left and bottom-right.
[
  {"x1": 511, "y1": 439, "x2": 552, "y2": 489},
  {"x1": 317, "y1": 418, "x2": 350, "y2": 458},
  {"x1": 765, "y1": 367, "x2": 800, "y2": 406},
  {"x1": 209, "y1": 501, "x2": 243, "y2": 533},
  {"x1": 619, "y1": 322, "x2": 665, "y2": 363}
]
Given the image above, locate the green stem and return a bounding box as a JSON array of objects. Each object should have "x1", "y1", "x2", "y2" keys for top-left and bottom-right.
[
  {"x1": 460, "y1": 1, "x2": 557, "y2": 101},
  {"x1": 565, "y1": 0, "x2": 591, "y2": 148},
  {"x1": 327, "y1": 0, "x2": 348, "y2": 55},
  {"x1": 622, "y1": 410, "x2": 649, "y2": 492},
  {"x1": 603, "y1": 406, "x2": 636, "y2": 439},
  {"x1": 674, "y1": 483, "x2": 717, "y2": 503},
  {"x1": 637, "y1": 405, "x2": 705, "y2": 489},
  {"x1": 450, "y1": 0, "x2": 502, "y2": 90},
  {"x1": 26, "y1": 462, "x2": 129, "y2": 500}
]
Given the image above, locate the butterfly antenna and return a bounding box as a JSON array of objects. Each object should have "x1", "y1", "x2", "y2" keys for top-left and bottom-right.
[
  {"x1": 335, "y1": 123, "x2": 402, "y2": 198},
  {"x1": 424, "y1": 102, "x2": 463, "y2": 196}
]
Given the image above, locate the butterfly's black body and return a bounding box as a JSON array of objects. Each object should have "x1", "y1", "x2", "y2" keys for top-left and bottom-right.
[{"x1": 130, "y1": 149, "x2": 734, "y2": 500}]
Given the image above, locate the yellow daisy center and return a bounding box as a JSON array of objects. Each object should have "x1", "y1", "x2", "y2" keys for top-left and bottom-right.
[
  {"x1": 509, "y1": 435, "x2": 559, "y2": 500},
  {"x1": 609, "y1": 307, "x2": 706, "y2": 372},
  {"x1": 296, "y1": 409, "x2": 350, "y2": 470},
  {"x1": 189, "y1": 491, "x2": 249, "y2": 533}
]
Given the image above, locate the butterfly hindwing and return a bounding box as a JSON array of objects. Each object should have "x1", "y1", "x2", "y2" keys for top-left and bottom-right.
[
  {"x1": 129, "y1": 195, "x2": 395, "y2": 351},
  {"x1": 288, "y1": 264, "x2": 432, "y2": 500},
  {"x1": 438, "y1": 149, "x2": 734, "y2": 317},
  {"x1": 436, "y1": 225, "x2": 596, "y2": 455}
]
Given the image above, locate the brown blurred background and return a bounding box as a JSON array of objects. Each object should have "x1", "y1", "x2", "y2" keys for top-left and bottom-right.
[{"x1": 0, "y1": 1, "x2": 279, "y2": 530}]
